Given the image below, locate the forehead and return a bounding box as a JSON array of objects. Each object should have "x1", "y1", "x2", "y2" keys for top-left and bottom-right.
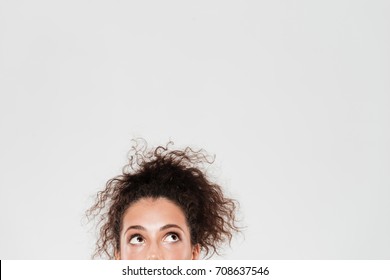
[{"x1": 122, "y1": 197, "x2": 188, "y2": 230}]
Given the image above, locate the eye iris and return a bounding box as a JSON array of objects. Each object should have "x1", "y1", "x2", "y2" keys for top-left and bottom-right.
[
  {"x1": 137, "y1": 236, "x2": 143, "y2": 243},
  {"x1": 171, "y1": 234, "x2": 177, "y2": 241}
]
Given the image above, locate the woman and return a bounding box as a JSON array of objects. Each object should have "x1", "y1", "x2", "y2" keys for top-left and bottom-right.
[{"x1": 87, "y1": 139, "x2": 239, "y2": 260}]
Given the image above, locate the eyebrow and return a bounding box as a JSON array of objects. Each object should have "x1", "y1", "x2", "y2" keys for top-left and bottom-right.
[
  {"x1": 159, "y1": 224, "x2": 184, "y2": 232},
  {"x1": 123, "y1": 224, "x2": 184, "y2": 237}
]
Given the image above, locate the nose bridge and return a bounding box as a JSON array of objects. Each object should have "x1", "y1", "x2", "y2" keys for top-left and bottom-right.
[{"x1": 147, "y1": 239, "x2": 162, "y2": 260}]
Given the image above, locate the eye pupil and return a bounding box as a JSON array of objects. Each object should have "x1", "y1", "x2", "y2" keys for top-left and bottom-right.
[{"x1": 137, "y1": 236, "x2": 142, "y2": 242}]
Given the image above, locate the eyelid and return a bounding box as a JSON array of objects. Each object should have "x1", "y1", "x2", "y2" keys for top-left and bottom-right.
[
  {"x1": 163, "y1": 232, "x2": 181, "y2": 242},
  {"x1": 128, "y1": 233, "x2": 145, "y2": 244}
]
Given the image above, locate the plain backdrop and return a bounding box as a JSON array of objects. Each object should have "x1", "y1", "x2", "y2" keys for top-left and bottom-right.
[{"x1": 0, "y1": 0, "x2": 389, "y2": 259}]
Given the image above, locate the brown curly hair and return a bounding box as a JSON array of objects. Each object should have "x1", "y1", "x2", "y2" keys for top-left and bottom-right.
[{"x1": 86, "y1": 139, "x2": 239, "y2": 259}]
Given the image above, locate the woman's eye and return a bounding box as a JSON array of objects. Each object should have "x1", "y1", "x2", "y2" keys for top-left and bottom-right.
[
  {"x1": 129, "y1": 235, "x2": 145, "y2": 245},
  {"x1": 163, "y1": 233, "x2": 180, "y2": 243}
]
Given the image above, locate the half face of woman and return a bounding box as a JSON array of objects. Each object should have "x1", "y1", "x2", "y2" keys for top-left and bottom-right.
[{"x1": 116, "y1": 197, "x2": 200, "y2": 260}]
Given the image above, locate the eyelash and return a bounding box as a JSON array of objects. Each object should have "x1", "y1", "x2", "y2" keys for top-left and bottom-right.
[
  {"x1": 127, "y1": 232, "x2": 181, "y2": 244},
  {"x1": 165, "y1": 232, "x2": 181, "y2": 242},
  {"x1": 128, "y1": 234, "x2": 144, "y2": 244}
]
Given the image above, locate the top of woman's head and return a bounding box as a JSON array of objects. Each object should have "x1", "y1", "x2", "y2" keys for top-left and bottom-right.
[{"x1": 87, "y1": 139, "x2": 239, "y2": 259}]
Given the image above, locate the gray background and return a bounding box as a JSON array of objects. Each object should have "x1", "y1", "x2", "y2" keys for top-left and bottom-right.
[{"x1": 0, "y1": 0, "x2": 389, "y2": 259}]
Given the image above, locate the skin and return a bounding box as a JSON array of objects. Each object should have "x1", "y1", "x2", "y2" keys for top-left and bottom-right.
[{"x1": 115, "y1": 197, "x2": 200, "y2": 260}]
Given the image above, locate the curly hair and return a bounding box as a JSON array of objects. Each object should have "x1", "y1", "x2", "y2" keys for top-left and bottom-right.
[{"x1": 86, "y1": 139, "x2": 239, "y2": 259}]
